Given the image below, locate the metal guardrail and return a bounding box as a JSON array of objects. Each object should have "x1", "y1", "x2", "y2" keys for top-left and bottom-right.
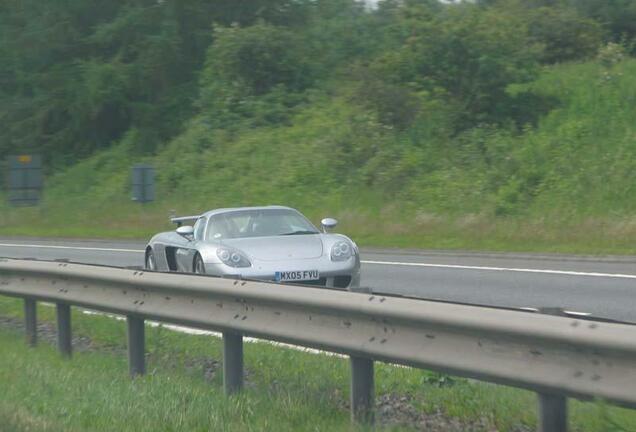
[{"x1": 1, "y1": 258, "x2": 636, "y2": 430}]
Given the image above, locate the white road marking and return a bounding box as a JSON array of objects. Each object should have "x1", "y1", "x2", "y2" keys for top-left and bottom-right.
[
  {"x1": 518, "y1": 307, "x2": 591, "y2": 316},
  {"x1": 35, "y1": 304, "x2": 344, "y2": 357},
  {"x1": 361, "y1": 260, "x2": 636, "y2": 279},
  {"x1": 0, "y1": 243, "x2": 142, "y2": 253},
  {"x1": 1, "y1": 242, "x2": 634, "y2": 279}
]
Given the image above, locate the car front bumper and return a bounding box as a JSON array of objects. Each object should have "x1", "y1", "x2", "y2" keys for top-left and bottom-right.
[{"x1": 204, "y1": 255, "x2": 361, "y2": 289}]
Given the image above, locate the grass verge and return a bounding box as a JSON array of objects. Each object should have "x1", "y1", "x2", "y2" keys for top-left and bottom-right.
[
  {"x1": 1, "y1": 201, "x2": 635, "y2": 256},
  {"x1": 1, "y1": 297, "x2": 636, "y2": 431}
]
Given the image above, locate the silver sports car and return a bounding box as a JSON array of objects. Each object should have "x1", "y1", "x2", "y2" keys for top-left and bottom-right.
[{"x1": 144, "y1": 206, "x2": 360, "y2": 289}]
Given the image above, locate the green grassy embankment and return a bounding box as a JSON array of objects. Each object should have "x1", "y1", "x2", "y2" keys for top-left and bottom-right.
[
  {"x1": 1, "y1": 59, "x2": 635, "y2": 255},
  {"x1": 1, "y1": 297, "x2": 635, "y2": 431}
]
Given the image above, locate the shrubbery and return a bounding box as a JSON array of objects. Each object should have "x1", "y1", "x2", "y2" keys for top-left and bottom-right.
[{"x1": 1, "y1": 0, "x2": 635, "y2": 223}]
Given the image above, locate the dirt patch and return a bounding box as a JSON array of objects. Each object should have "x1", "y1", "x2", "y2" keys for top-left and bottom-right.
[
  {"x1": 376, "y1": 393, "x2": 492, "y2": 431},
  {"x1": 338, "y1": 392, "x2": 531, "y2": 432},
  {"x1": 0, "y1": 316, "x2": 95, "y2": 352},
  {"x1": 182, "y1": 356, "x2": 256, "y2": 388}
]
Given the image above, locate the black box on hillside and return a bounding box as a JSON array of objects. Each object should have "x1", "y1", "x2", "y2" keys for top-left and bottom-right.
[
  {"x1": 7, "y1": 155, "x2": 43, "y2": 206},
  {"x1": 131, "y1": 164, "x2": 155, "y2": 204}
]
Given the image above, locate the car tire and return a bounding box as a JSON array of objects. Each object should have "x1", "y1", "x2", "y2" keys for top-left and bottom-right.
[
  {"x1": 194, "y1": 254, "x2": 206, "y2": 274},
  {"x1": 145, "y1": 249, "x2": 156, "y2": 271}
]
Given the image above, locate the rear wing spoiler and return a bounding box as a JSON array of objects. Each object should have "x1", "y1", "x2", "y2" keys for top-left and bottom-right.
[{"x1": 170, "y1": 215, "x2": 200, "y2": 227}]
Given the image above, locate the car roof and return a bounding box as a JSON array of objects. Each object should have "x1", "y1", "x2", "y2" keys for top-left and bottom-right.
[{"x1": 201, "y1": 205, "x2": 297, "y2": 218}]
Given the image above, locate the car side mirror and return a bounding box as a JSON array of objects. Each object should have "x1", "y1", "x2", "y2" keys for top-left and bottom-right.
[
  {"x1": 321, "y1": 217, "x2": 338, "y2": 233},
  {"x1": 176, "y1": 225, "x2": 194, "y2": 239}
]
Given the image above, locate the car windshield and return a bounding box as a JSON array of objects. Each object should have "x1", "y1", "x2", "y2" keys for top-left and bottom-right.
[{"x1": 206, "y1": 209, "x2": 319, "y2": 240}]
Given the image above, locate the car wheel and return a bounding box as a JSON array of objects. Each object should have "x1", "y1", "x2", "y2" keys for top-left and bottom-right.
[
  {"x1": 145, "y1": 249, "x2": 156, "y2": 271},
  {"x1": 194, "y1": 254, "x2": 206, "y2": 274}
]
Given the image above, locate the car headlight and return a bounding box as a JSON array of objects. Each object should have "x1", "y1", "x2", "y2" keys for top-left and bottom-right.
[
  {"x1": 331, "y1": 241, "x2": 354, "y2": 261},
  {"x1": 217, "y1": 248, "x2": 251, "y2": 268}
]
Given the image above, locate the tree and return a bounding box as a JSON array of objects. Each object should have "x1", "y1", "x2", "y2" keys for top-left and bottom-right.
[
  {"x1": 372, "y1": 2, "x2": 542, "y2": 127},
  {"x1": 527, "y1": 5, "x2": 604, "y2": 64},
  {"x1": 198, "y1": 23, "x2": 315, "y2": 128},
  {"x1": 569, "y1": 0, "x2": 636, "y2": 46}
]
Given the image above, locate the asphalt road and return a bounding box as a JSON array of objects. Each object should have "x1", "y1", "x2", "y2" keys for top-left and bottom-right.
[{"x1": 1, "y1": 238, "x2": 635, "y2": 323}]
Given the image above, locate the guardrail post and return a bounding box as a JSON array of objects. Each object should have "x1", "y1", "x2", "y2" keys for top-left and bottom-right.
[
  {"x1": 538, "y1": 392, "x2": 567, "y2": 432},
  {"x1": 536, "y1": 307, "x2": 567, "y2": 432},
  {"x1": 55, "y1": 303, "x2": 72, "y2": 357},
  {"x1": 126, "y1": 315, "x2": 145, "y2": 377},
  {"x1": 223, "y1": 332, "x2": 243, "y2": 395},
  {"x1": 24, "y1": 298, "x2": 37, "y2": 346},
  {"x1": 347, "y1": 284, "x2": 375, "y2": 425},
  {"x1": 350, "y1": 356, "x2": 375, "y2": 424}
]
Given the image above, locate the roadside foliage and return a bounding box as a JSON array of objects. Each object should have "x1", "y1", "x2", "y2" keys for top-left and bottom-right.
[{"x1": 0, "y1": 0, "x2": 635, "y2": 252}]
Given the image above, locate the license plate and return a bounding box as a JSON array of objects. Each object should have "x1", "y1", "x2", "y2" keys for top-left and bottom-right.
[{"x1": 275, "y1": 270, "x2": 320, "y2": 282}]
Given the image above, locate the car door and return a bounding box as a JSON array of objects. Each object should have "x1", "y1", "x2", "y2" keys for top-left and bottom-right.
[{"x1": 175, "y1": 216, "x2": 206, "y2": 272}]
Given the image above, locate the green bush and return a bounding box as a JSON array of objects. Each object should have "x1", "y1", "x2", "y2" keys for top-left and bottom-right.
[
  {"x1": 371, "y1": 3, "x2": 542, "y2": 128},
  {"x1": 527, "y1": 6, "x2": 604, "y2": 64}
]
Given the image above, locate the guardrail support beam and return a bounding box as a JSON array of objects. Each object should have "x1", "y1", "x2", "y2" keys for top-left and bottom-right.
[
  {"x1": 55, "y1": 303, "x2": 72, "y2": 357},
  {"x1": 24, "y1": 298, "x2": 37, "y2": 346},
  {"x1": 127, "y1": 316, "x2": 146, "y2": 377},
  {"x1": 350, "y1": 356, "x2": 375, "y2": 425},
  {"x1": 223, "y1": 332, "x2": 243, "y2": 395},
  {"x1": 538, "y1": 393, "x2": 567, "y2": 432}
]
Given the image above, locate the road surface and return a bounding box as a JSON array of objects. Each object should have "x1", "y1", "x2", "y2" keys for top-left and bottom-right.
[{"x1": 1, "y1": 238, "x2": 635, "y2": 322}]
